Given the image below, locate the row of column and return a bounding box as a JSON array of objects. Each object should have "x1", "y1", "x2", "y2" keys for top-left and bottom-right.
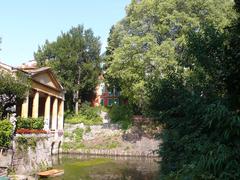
[{"x1": 21, "y1": 91, "x2": 64, "y2": 131}]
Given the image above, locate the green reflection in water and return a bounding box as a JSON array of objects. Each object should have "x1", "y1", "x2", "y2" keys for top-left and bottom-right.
[{"x1": 43, "y1": 155, "x2": 159, "y2": 180}]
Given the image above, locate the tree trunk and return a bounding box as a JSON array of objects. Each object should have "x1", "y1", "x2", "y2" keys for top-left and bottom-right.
[{"x1": 75, "y1": 90, "x2": 79, "y2": 115}]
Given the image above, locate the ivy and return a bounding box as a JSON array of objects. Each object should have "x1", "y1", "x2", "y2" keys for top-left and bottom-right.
[{"x1": 16, "y1": 136, "x2": 37, "y2": 153}]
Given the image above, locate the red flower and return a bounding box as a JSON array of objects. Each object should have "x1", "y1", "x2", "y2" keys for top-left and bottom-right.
[{"x1": 16, "y1": 128, "x2": 47, "y2": 134}]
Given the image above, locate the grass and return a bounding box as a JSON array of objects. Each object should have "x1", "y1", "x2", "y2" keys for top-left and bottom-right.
[
  {"x1": 62, "y1": 142, "x2": 85, "y2": 151},
  {"x1": 92, "y1": 141, "x2": 120, "y2": 150}
]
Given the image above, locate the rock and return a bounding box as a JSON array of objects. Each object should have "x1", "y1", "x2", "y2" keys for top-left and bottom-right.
[
  {"x1": 8, "y1": 175, "x2": 28, "y2": 180},
  {"x1": 79, "y1": 123, "x2": 85, "y2": 129}
]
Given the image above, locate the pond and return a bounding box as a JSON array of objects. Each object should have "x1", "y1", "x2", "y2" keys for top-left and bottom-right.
[{"x1": 45, "y1": 154, "x2": 160, "y2": 180}]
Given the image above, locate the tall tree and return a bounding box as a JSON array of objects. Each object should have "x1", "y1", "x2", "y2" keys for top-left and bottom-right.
[
  {"x1": 34, "y1": 25, "x2": 101, "y2": 114},
  {"x1": 105, "y1": 0, "x2": 240, "y2": 179},
  {"x1": 147, "y1": 1, "x2": 240, "y2": 179},
  {"x1": 105, "y1": 0, "x2": 235, "y2": 109}
]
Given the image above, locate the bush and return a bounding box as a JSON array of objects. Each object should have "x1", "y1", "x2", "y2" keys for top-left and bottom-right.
[
  {"x1": 65, "y1": 114, "x2": 102, "y2": 125},
  {"x1": 17, "y1": 117, "x2": 44, "y2": 130},
  {"x1": 73, "y1": 128, "x2": 84, "y2": 142},
  {"x1": 109, "y1": 105, "x2": 133, "y2": 130},
  {"x1": 80, "y1": 102, "x2": 100, "y2": 119},
  {"x1": 65, "y1": 102, "x2": 102, "y2": 125},
  {"x1": 0, "y1": 120, "x2": 13, "y2": 148}
]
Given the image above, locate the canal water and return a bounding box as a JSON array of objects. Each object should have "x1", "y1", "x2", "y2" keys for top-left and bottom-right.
[{"x1": 46, "y1": 154, "x2": 160, "y2": 180}]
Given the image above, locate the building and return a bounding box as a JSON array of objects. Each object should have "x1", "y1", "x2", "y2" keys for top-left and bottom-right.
[
  {"x1": 0, "y1": 61, "x2": 65, "y2": 131},
  {"x1": 93, "y1": 74, "x2": 120, "y2": 107}
]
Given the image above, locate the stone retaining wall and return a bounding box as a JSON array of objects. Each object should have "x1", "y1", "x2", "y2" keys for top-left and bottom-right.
[
  {"x1": 0, "y1": 131, "x2": 63, "y2": 175},
  {"x1": 63, "y1": 149, "x2": 158, "y2": 157}
]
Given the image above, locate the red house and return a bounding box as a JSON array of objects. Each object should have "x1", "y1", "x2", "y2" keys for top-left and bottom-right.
[{"x1": 92, "y1": 75, "x2": 120, "y2": 107}]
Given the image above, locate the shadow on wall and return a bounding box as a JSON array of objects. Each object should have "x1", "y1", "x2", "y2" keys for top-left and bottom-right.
[{"x1": 51, "y1": 141, "x2": 62, "y2": 155}]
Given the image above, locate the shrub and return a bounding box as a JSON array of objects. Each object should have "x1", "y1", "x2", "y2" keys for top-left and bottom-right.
[
  {"x1": 65, "y1": 102, "x2": 102, "y2": 125},
  {"x1": 32, "y1": 117, "x2": 44, "y2": 129},
  {"x1": 109, "y1": 105, "x2": 133, "y2": 130},
  {"x1": 80, "y1": 102, "x2": 100, "y2": 119},
  {"x1": 0, "y1": 120, "x2": 13, "y2": 148},
  {"x1": 17, "y1": 117, "x2": 44, "y2": 130},
  {"x1": 73, "y1": 128, "x2": 84, "y2": 142},
  {"x1": 65, "y1": 115, "x2": 102, "y2": 125},
  {"x1": 16, "y1": 136, "x2": 37, "y2": 152}
]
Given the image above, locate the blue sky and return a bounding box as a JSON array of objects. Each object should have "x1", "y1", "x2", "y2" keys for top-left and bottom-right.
[{"x1": 0, "y1": 0, "x2": 131, "y2": 66}]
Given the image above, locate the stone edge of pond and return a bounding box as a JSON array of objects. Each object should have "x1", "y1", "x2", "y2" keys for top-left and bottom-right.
[{"x1": 61, "y1": 149, "x2": 159, "y2": 158}]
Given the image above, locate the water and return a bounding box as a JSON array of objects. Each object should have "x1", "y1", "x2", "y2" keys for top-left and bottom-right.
[{"x1": 46, "y1": 154, "x2": 160, "y2": 180}]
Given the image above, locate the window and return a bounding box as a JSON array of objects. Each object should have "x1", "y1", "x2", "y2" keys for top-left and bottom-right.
[
  {"x1": 108, "y1": 99, "x2": 113, "y2": 106},
  {"x1": 114, "y1": 99, "x2": 119, "y2": 105},
  {"x1": 100, "y1": 99, "x2": 104, "y2": 106}
]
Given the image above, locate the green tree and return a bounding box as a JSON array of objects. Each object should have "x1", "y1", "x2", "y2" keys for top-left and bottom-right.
[
  {"x1": 0, "y1": 72, "x2": 30, "y2": 119},
  {"x1": 34, "y1": 25, "x2": 101, "y2": 114},
  {"x1": 146, "y1": 1, "x2": 240, "y2": 179},
  {"x1": 105, "y1": 0, "x2": 240, "y2": 179},
  {"x1": 105, "y1": 0, "x2": 235, "y2": 109}
]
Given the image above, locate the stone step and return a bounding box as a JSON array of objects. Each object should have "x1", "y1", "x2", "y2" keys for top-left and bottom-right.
[{"x1": 0, "y1": 169, "x2": 7, "y2": 177}]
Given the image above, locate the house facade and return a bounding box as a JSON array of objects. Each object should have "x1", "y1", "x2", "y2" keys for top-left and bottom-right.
[
  {"x1": 0, "y1": 61, "x2": 65, "y2": 132},
  {"x1": 93, "y1": 75, "x2": 120, "y2": 107}
]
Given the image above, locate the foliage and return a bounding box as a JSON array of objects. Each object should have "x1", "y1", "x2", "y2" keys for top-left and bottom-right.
[
  {"x1": 73, "y1": 128, "x2": 84, "y2": 143},
  {"x1": 108, "y1": 105, "x2": 133, "y2": 130},
  {"x1": 62, "y1": 142, "x2": 85, "y2": 151},
  {"x1": 16, "y1": 117, "x2": 44, "y2": 130},
  {"x1": 85, "y1": 126, "x2": 91, "y2": 133},
  {"x1": 105, "y1": 0, "x2": 235, "y2": 109},
  {"x1": 105, "y1": 0, "x2": 240, "y2": 179},
  {"x1": 16, "y1": 136, "x2": 37, "y2": 152},
  {"x1": 65, "y1": 102, "x2": 102, "y2": 125},
  {"x1": 62, "y1": 128, "x2": 85, "y2": 151},
  {"x1": 65, "y1": 115, "x2": 102, "y2": 125},
  {"x1": 93, "y1": 141, "x2": 119, "y2": 150},
  {"x1": 147, "y1": 6, "x2": 240, "y2": 180},
  {"x1": 0, "y1": 72, "x2": 30, "y2": 119},
  {"x1": 34, "y1": 25, "x2": 101, "y2": 112},
  {"x1": 79, "y1": 102, "x2": 100, "y2": 119},
  {"x1": 0, "y1": 120, "x2": 13, "y2": 148}
]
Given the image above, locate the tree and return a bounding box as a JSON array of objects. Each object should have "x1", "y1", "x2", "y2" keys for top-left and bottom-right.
[
  {"x1": 105, "y1": 0, "x2": 235, "y2": 109},
  {"x1": 34, "y1": 25, "x2": 101, "y2": 114},
  {"x1": 146, "y1": 1, "x2": 240, "y2": 179},
  {"x1": 105, "y1": 0, "x2": 240, "y2": 179},
  {"x1": 0, "y1": 72, "x2": 29, "y2": 119}
]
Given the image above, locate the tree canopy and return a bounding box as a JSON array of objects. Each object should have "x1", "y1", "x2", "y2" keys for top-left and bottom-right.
[
  {"x1": 0, "y1": 72, "x2": 29, "y2": 119},
  {"x1": 105, "y1": 0, "x2": 240, "y2": 179},
  {"x1": 105, "y1": 0, "x2": 236, "y2": 109},
  {"x1": 34, "y1": 25, "x2": 101, "y2": 112}
]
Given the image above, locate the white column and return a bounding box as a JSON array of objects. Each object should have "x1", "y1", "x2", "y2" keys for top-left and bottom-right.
[
  {"x1": 52, "y1": 97, "x2": 58, "y2": 130},
  {"x1": 44, "y1": 95, "x2": 51, "y2": 130},
  {"x1": 21, "y1": 92, "x2": 29, "y2": 118},
  {"x1": 58, "y1": 99, "x2": 64, "y2": 130},
  {"x1": 32, "y1": 91, "x2": 39, "y2": 118}
]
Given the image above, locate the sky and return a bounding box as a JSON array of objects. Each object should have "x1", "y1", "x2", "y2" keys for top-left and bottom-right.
[{"x1": 0, "y1": 0, "x2": 131, "y2": 66}]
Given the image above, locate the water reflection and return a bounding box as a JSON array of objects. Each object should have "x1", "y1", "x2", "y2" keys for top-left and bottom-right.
[{"x1": 47, "y1": 154, "x2": 160, "y2": 180}]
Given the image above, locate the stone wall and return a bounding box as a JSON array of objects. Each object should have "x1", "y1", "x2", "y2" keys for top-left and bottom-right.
[
  {"x1": 0, "y1": 148, "x2": 12, "y2": 176},
  {"x1": 63, "y1": 124, "x2": 160, "y2": 157},
  {"x1": 0, "y1": 132, "x2": 63, "y2": 175}
]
